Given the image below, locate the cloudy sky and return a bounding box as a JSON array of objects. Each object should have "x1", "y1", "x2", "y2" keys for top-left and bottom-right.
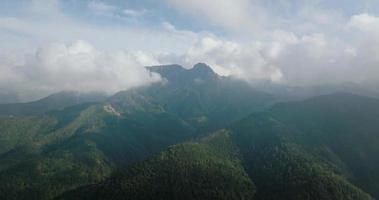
[{"x1": 1, "y1": 0, "x2": 379, "y2": 100}]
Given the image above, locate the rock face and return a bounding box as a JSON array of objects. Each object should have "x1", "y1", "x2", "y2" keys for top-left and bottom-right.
[{"x1": 147, "y1": 63, "x2": 219, "y2": 85}]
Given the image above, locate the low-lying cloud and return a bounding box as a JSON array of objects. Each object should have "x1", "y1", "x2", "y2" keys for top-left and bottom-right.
[
  {"x1": 0, "y1": 41, "x2": 160, "y2": 101},
  {"x1": 161, "y1": 13, "x2": 379, "y2": 87},
  {"x1": 1, "y1": 1, "x2": 379, "y2": 100}
]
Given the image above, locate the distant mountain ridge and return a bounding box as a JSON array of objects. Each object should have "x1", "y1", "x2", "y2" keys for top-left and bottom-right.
[
  {"x1": 0, "y1": 91, "x2": 107, "y2": 116},
  {"x1": 0, "y1": 92, "x2": 19, "y2": 104}
]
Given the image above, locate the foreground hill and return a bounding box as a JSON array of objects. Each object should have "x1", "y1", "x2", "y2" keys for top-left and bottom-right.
[
  {"x1": 58, "y1": 131, "x2": 256, "y2": 200},
  {"x1": 60, "y1": 93, "x2": 379, "y2": 200},
  {"x1": 0, "y1": 103, "x2": 195, "y2": 200},
  {"x1": 0, "y1": 63, "x2": 276, "y2": 199}
]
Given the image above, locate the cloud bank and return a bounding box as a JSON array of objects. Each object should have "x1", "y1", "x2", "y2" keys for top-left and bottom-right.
[
  {"x1": 1, "y1": 0, "x2": 379, "y2": 100},
  {"x1": 0, "y1": 41, "x2": 160, "y2": 101},
  {"x1": 160, "y1": 12, "x2": 379, "y2": 87}
]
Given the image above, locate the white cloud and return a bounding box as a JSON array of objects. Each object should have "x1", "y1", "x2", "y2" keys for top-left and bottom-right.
[
  {"x1": 0, "y1": 41, "x2": 161, "y2": 101},
  {"x1": 161, "y1": 21, "x2": 379, "y2": 87},
  {"x1": 347, "y1": 14, "x2": 379, "y2": 83},
  {"x1": 160, "y1": 36, "x2": 284, "y2": 83},
  {"x1": 349, "y1": 13, "x2": 379, "y2": 32}
]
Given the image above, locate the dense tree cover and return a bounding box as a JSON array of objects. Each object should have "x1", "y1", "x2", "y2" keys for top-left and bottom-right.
[
  {"x1": 0, "y1": 104, "x2": 112, "y2": 200},
  {"x1": 57, "y1": 131, "x2": 256, "y2": 200},
  {"x1": 60, "y1": 93, "x2": 379, "y2": 200},
  {"x1": 265, "y1": 93, "x2": 379, "y2": 198},
  {"x1": 231, "y1": 112, "x2": 373, "y2": 200},
  {"x1": 0, "y1": 103, "x2": 197, "y2": 200},
  {"x1": 0, "y1": 116, "x2": 56, "y2": 155}
]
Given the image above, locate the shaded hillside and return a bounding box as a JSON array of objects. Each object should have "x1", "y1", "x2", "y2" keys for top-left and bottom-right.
[
  {"x1": 0, "y1": 103, "x2": 195, "y2": 200},
  {"x1": 59, "y1": 93, "x2": 378, "y2": 200},
  {"x1": 57, "y1": 131, "x2": 256, "y2": 200},
  {"x1": 264, "y1": 93, "x2": 379, "y2": 198},
  {"x1": 231, "y1": 112, "x2": 372, "y2": 200}
]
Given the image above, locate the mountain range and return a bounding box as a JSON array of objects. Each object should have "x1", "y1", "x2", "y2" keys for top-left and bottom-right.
[{"x1": 0, "y1": 63, "x2": 378, "y2": 200}]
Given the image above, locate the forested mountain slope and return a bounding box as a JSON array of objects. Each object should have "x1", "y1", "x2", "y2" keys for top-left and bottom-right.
[
  {"x1": 0, "y1": 63, "x2": 276, "y2": 199},
  {"x1": 59, "y1": 93, "x2": 379, "y2": 200},
  {"x1": 58, "y1": 131, "x2": 256, "y2": 200}
]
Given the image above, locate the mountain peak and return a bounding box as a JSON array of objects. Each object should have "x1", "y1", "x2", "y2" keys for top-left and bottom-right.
[
  {"x1": 192, "y1": 63, "x2": 214, "y2": 72},
  {"x1": 189, "y1": 63, "x2": 218, "y2": 81},
  {"x1": 148, "y1": 63, "x2": 219, "y2": 84}
]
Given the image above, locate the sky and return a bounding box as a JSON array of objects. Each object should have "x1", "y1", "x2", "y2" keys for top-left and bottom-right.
[{"x1": 1, "y1": 0, "x2": 379, "y2": 101}]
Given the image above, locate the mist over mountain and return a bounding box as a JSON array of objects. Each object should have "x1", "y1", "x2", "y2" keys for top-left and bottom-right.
[
  {"x1": 0, "y1": 92, "x2": 19, "y2": 104},
  {"x1": 252, "y1": 81, "x2": 379, "y2": 100}
]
